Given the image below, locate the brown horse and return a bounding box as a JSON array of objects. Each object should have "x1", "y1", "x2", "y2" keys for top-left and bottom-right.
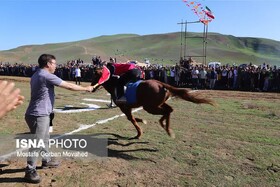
[{"x1": 91, "y1": 67, "x2": 215, "y2": 139}]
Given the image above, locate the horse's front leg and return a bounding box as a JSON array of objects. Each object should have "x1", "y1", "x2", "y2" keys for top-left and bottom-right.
[{"x1": 120, "y1": 107, "x2": 142, "y2": 139}]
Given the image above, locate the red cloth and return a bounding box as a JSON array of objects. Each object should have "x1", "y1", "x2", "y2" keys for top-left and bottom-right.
[
  {"x1": 98, "y1": 63, "x2": 138, "y2": 85},
  {"x1": 113, "y1": 63, "x2": 137, "y2": 76},
  {"x1": 98, "y1": 66, "x2": 111, "y2": 85}
]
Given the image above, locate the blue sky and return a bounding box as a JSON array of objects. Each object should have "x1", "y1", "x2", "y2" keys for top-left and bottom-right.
[{"x1": 0, "y1": 0, "x2": 279, "y2": 50}]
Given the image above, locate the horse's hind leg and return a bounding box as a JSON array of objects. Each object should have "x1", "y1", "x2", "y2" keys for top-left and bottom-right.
[
  {"x1": 135, "y1": 117, "x2": 147, "y2": 125},
  {"x1": 161, "y1": 103, "x2": 174, "y2": 138},
  {"x1": 119, "y1": 107, "x2": 142, "y2": 139},
  {"x1": 159, "y1": 116, "x2": 166, "y2": 129},
  {"x1": 143, "y1": 103, "x2": 174, "y2": 138}
]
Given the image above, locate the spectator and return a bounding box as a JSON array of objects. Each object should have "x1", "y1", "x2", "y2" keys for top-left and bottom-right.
[
  {"x1": 24, "y1": 54, "x2": 94, "y2": 183},
  {"x1": 0, "y1": 80, "x2": 24, "y2": 118},
  {"x1": 74, "y1": 65, "x2": 81, "y2": 85},
  {"x1": 191, "y1": 67, "x2": 199, "y2": 90},
  {"x1": 209, "y1": 67, "x2": 217, "y2": 89},
  {"x1": 221, "y1": 67, "x2": 228, "y2": 89},
  {"x1": 233, "y1": 66, "x2": 238, "y2": 89},
  {"x1": 199, "y1": 67, "x2": 207, "y2": 89},
  {"x1": 227, "y1": 67, "x2": 234, "y2": 89}
]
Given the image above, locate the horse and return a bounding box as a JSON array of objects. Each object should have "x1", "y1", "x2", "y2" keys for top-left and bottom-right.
[{"x1": 91, "y1": 67, "x2": 216, "y2": 139}]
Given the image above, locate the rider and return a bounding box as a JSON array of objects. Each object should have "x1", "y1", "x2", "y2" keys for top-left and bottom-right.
[{"x1": 92, "y1": 62, "x2": 142, "y2": 104}]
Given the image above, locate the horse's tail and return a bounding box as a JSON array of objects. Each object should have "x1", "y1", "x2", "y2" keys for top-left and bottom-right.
[{"x1": 158, "y1": 81, "x2": 216, "y2": 106}]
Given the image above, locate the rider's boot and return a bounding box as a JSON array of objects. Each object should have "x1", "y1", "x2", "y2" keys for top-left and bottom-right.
[
  {"x1": 115, "y1": 85, "x2": 127, "y2": 104},
  {"x1": 116, "y1": 96, "x2": 127, "y2": 105}
]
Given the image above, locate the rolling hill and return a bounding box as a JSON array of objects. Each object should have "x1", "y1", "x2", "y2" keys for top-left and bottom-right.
[{"x1": 0, "y1": 32, "x2": 280, "y2": 66}]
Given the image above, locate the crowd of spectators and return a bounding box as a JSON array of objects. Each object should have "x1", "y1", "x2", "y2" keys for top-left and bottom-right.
[
  {"x1": 0, "y1": 58, "x2": 279, "y2": 92},
  {"x1": 0, "y1": 59, "x2": 94, "y2": 82},
  {"x1": 142, "y1": 62, "x2": 280, "y2": 92}
]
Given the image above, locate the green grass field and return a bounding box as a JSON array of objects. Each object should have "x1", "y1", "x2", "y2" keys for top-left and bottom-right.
[{"x1": 0, "y1": 76, "x2": 280, "y2": 186}]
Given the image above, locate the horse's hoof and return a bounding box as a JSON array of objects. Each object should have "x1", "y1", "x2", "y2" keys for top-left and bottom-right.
[
  {"x1": 129, "y1": 136, "x2": 141, "y2": 140},
  {"x1": 168, "y1": 130, "x2": 175, "y2": 139},
  {"x1": 142, "y1": 120, "x2": 147, "y2": 125}
]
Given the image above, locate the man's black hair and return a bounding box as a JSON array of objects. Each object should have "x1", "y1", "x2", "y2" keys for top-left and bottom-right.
[{"x1": 38, "y1": 54, "x2": 56, "y2": 68}]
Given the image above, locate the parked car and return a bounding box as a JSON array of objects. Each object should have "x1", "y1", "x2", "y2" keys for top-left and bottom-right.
[
  {"x1": 238, "y1": 63, "x2": 248, "y2": 69},
  {"x1": 208, "y1": 62, "x2": 221, "y2": 68}
]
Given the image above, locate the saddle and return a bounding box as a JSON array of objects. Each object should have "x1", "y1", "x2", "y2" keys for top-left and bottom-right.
[{"x1": 124, "y1": 80, "x2": 142, "y2": 104}]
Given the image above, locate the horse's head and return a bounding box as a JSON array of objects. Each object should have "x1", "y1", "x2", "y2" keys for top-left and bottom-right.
[
  {"x1": 91, "y1": 67, "x2": 103, "y2": 89},
  {"x1": 91, "y1": 64, "x2": 118, "y2": 95}
]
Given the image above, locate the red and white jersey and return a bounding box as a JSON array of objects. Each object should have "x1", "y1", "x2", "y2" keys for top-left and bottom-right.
[
  {"x1": 113, "y1": 63, "x2": 137, "y2": 76},
  {"x1": 98, "y1": 63, "x2": 138, "y2": 85}
]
